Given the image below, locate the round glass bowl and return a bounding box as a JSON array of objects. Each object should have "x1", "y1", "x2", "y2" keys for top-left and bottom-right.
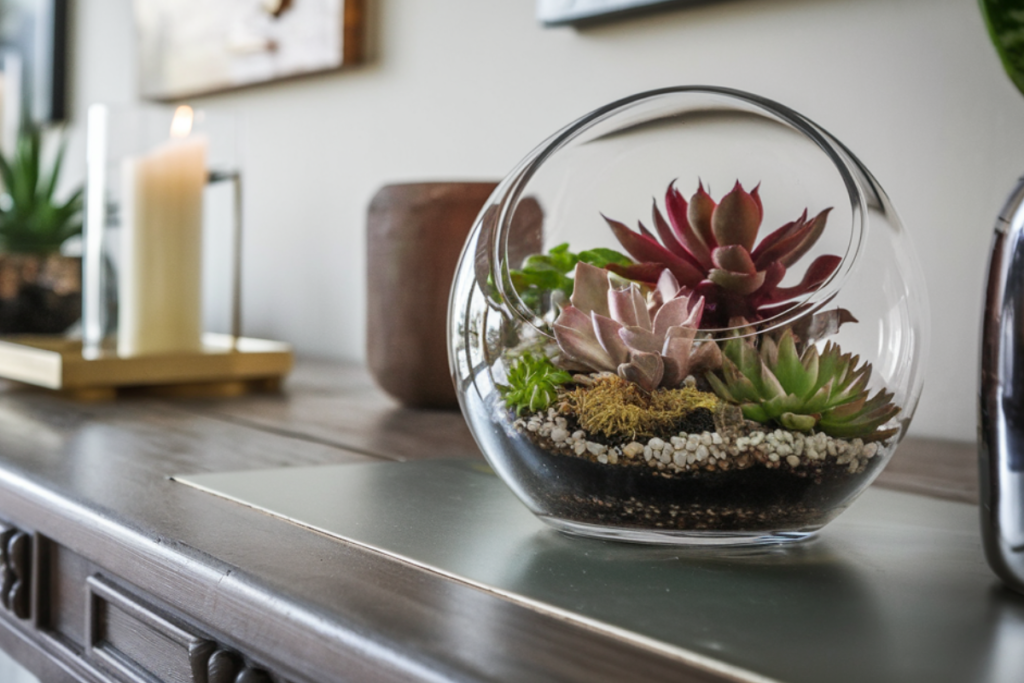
[{"x1": 448, "y1": 87, "x2": 928, "y2": 545}]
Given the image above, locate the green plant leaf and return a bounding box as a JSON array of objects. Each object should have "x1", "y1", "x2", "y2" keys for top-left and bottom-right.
[
  {"x1": 499, "y1": 353, "x2": 573, "y2": 415},
  {"x1": 705, "y1": 333, "x2": 900, "y2": 441},
  {"x1": 981, "y1": 0, "x2": 1024, "y2": 97},
  {"x1": 0, "y1": 120, "x2": 83, "y2": 254},
  {"x1": 508, "y1": 243, "x2": 634, "y2": 316}
]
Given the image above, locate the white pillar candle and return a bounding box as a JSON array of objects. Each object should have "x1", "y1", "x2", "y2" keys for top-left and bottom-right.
[{"x1": 118, "y1": 109, "x2": 207, "y2": 357}]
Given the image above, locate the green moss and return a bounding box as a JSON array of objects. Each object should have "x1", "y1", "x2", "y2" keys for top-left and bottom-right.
[{"x1": 565, "y1": 374, "x2": 719, "y2": 440}]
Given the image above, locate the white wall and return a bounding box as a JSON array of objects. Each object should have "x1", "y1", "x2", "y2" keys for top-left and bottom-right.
[{"x1": 63, "y1": 0, "x2": 1024, "y2": 443}]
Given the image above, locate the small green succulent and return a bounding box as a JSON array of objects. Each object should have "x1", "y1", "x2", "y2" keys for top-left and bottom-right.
[
  {"x1": 499, "y1": 352, "x2": 573, "y2": 415},
  {"x1": 509, "y1": 243, "x2": 632, "y2": 314},
  {"x1": 706, "y1": 329, "x2": 900, "y2": 442}
]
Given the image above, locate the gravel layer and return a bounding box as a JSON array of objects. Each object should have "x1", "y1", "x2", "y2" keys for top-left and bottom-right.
[
  {"x1": 506, "y1": 406, "x2": 894, "y2": 533},
  {"x1": 514, "y1": 407, "x2": 884, "y2": 479}
]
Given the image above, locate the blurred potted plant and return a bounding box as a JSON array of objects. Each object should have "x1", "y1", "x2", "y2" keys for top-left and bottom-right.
[{"x1": 0, "y1": 120, "x2": 83, "y2": 334}]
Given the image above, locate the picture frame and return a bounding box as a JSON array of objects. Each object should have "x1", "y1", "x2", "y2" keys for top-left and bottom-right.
[
  {"x1": 537, "y1": 0, "x2": 696, "y2": 27},
  {"x1": 0, "y1": 0, "x2": 68, "y2": 123},
  {"x1": 134, "y1": 0, "x2": 365, "y2": 101}
]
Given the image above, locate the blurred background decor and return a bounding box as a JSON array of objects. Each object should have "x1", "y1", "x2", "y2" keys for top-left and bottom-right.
[
  {"x1": 133, "y1": 0, "x2": 366, "y2": 100},
  {"x1": 366, "y1": 182, "x2": 497, "y2": 409},
  {"x1": 978, "y1": 0, "x2": 1024, "y2": 595},
  {"x1": 0, "y1": 0, "x2": 68, "y2": 125},
  {"x1": 537, "y1": 0, "x2": 697, "y2": 26},
  {"x1": 0, "y1": 118, "x2": 81, "y2": 334}
]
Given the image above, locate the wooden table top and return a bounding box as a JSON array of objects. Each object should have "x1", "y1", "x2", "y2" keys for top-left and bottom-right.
[{"x1": 0, "y1": 359, "x2": 985, "y2": 683}]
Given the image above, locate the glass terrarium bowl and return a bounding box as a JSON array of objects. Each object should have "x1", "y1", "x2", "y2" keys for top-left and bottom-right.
[{"x1": 448, "y1": 87, "x2": 928, "y2": 545}]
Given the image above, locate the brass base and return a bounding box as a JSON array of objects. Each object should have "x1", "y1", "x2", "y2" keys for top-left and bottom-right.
[{"x1": 0, "y1": 333, "x2": 293, "y2": 400}]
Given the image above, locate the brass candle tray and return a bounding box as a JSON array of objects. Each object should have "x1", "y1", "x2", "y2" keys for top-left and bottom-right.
[{"x1": 0, "y1": 333, "x2": 293, "y2": 400}]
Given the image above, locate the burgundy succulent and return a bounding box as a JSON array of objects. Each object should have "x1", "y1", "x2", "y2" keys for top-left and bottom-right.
[{"x1": 603, "y1": 181, "x2": 841, "y2": 329}]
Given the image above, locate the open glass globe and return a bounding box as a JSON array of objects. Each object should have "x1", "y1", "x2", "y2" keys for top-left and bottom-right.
[{"x1": 448, "y1": 87, "x2": 928, "y2": 545}]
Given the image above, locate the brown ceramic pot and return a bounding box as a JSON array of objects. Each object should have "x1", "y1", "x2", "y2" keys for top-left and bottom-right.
[
  {"x1": 0, "y1": 253, "x2": 81, "y2": 334},
  {"x1": 366, "y1": 182, "x2": 499, "y2": 409}
]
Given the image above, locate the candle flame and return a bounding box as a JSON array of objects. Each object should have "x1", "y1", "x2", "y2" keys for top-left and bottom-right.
[{"x1": 170, "y1": 106, "x2": 194, "y2": 139}]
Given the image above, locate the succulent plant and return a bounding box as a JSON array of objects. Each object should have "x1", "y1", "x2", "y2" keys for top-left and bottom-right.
[
  {"x1": 705, "y1": 328, "x2": 899, "y2": 442},
  {"x1": 508, "y1": 242, "x2": 632, "y2": 314},
  {"x1": 0, "y1": 121, "x2": 83, "y2": 254},
  {"x1": 603, "y1": 181, "x2": 840, "y2": 329},
  {"x1": 500, "y1": 352, "x2": 574, "y2": 415},
  {"x1": 553, "y1": 262, "x2": 721, "y2": 393}
]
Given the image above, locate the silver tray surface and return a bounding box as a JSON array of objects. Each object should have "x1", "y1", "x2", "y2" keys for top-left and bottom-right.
[{"x1": 176, "y1": 459, "x2": 1019, "y2": 683}]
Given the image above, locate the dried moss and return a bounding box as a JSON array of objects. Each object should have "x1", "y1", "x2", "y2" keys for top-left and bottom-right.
[{"x1": 563, "y1": 375, "x2": 720, "y2": 440}]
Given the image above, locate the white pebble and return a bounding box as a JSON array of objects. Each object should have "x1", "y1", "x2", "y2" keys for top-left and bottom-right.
[
  {"x1": 573, "y1": 430, "x2": 586, "y2": 440},
  {"x1": 623, "y1": 442, "x2": 644, "y2": 458},
  {"x1": 649, "y1": 437, "x2": 666, "y2": 450},
  {"x1": 550, "y1": 427, "x2": 569, "y2": 443},
  {"x1": 574, "y1": 441, "x2": 587, "y2": 456},
  {"x1": 786, "y1": 455, "x2": 801, "y2": 468},
  {"x1": 671, "y1": 436, "x2": 686, "y2": 449},
  {"x1": 712, "y1": 433, "x2": 723, "y2": 445},
  {"x1": 777, "y1": 444, "x2": 793, "y2": 457},
  {"x1": 643, "y1": 446, "x2": 653, "y2": 462},
  {"x1": 659, "y1": 451, "x2": 672, "y2": 464},
  {"x1": 673, "y1": 451, "x2": 687, "y2": 467},
  {"x1": 608, "y1": 451, "x2": 619, "y2": 465},
  {"x1": 597, "y1": 453, "x2": 609, "y2": 464},
  {"x1": 864, "y1": 443, "x2": 879, "y2": 459},
  {"x1": 750, "y1": 431, "x2": 765, "y2": 446},
  {"x1": 769, "y1": 453, "x2": 780, "y2": 462},
  {"x1": 587, "y1": 442, "x2": 607, "y2": 456},
  {"x1": 701, "y1": 433, "x2": 713, "y2": 446},
  {"x1": 554, "y1": 417, "x2": 567, "y2": 429},
  {"x1": 696, "y1": 445, "x2": 709, "y2": 461}
]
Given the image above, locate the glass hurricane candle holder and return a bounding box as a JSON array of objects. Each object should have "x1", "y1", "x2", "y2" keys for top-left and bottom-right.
[
  {"x1": 448, "y1": 87, "x2": 929, "y2": 545},
  {"x1": 83, "y1": 103, "x2": 242, "y2": 358}
]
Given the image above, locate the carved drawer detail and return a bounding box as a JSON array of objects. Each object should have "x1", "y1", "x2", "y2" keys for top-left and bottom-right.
[
  {"x1": 87, "y1": 575, "x2": 281, "y2": 683},
  {"x1": 0, "y1": 520, "x2": 31, "y2": 620},
  {"x1": 189, "y1": 641, "x2": 273, "y2": 683}
]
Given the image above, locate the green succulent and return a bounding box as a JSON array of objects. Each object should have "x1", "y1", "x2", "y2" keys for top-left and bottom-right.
[
  {"x1": 706, "y1": 329, "x2": 900, "y2": 442},
  {"x1": 509, "y1": 243, "x2": 632, "y2": 314},
  {"x1": 0, "y1": 121, "x2": 83, "y2": 254},
  {"x1": 499, "y1": 352, "x2": 573, "y2": 415}
]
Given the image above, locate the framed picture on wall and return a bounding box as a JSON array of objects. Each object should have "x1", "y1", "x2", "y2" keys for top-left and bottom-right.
[
  {"x1": 0, "y1": 0, "x2": 68, "y2": 124},
  {"x1": 134, "y1": 0, "x2": 365, "y2": 100},
  {"x1": 537, "y1": 0, "x2": 695, "y2": 26}
]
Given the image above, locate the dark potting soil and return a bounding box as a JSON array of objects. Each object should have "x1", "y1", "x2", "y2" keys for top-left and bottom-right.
[{"x1": 503, "y1": 420, "x2": 881, "y2": 533}]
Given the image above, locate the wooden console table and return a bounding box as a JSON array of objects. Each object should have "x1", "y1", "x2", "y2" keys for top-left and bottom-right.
[{"x1": 0, "y1": 358, "x2": 1000, "y2": 682}]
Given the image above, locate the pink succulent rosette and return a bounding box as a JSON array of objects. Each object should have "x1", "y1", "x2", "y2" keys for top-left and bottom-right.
[{"x1": 552, "y1": 262, "x2": 721, "y2": 392}]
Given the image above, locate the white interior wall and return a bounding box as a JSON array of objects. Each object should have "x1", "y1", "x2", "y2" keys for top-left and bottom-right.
[{"x1": 62, "y1": 0, "x2": 1024, "y2": 443}]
